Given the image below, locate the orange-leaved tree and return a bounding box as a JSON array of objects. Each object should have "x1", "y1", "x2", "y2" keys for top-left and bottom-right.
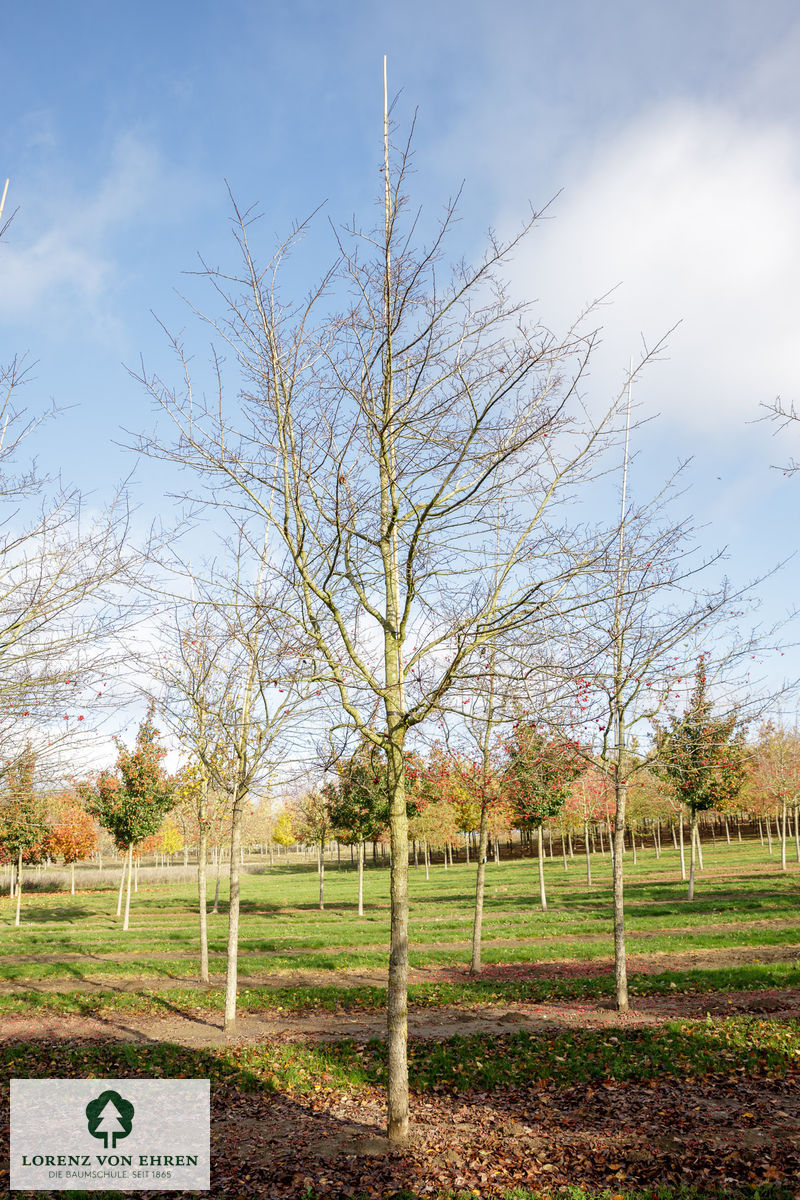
[{"x1": 48, "y1": 794, "x2": 98, "y2": 894}]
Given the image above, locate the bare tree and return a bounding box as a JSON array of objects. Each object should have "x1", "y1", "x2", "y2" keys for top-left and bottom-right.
[
  {"x1": 0, "y1": 190, "x2": 136, "y2": 780},
  {"x1": 535, "y1": 434, "x2": 773, "y2": 1012},
  {"x1": 131, "y1": 74, "x2": 649, "y2": 1140},
  {"x1": 153, "y1": 554, "x2": 309, "y2": 1027}
]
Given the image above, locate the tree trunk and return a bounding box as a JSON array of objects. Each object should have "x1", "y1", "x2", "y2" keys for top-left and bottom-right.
[
  {"x1": 724, "y1": 816, "x2": 731, "y2": 844},
  {"x1": 781, "y1": 799, "x2": 788, "y2": 872},
  {"x1": 584, "y1": 819, "x2": 592, "y2": 886},
  {"x1": 679, "y1": 816, "x2": 686, "y2": 881},
  {"x1": 224, "y1": 798, "x2": 244, "y2": 1033},
  {"x1": 14, "y1": 849, "x2": 22, "y2": 927},
  {"x1": 198, "y1": 822, "x2": 209, "y2": 984},
  {"x1": 122, "y1": 844, "x2": 134, "y2": 931},
  {"x1": 318, "y1": 843, "x2": 325, "y2": 910},
  {"x1": 795, "y1": 804, "x2": 800, "y2": 864},
  {"x1": 385, "y1": 732, "x2": 409, "y2": 1144},
  {"x1": 470, "y1": 796, "x2": 490, "y2": 976},
  {"x1": 688, "y1": 810, "x2": 697, "y2": 901},
  {"x1": 631, "y1": 827, "x2": 637, "y2": 865},
  {"x1": 212, "y1": 845, "x2": 222, "y2": 914},
  {"x1": 424, "y1": 839, "x2": 430, "y2": 880},
  {"x1": 537, "y1": 825, "x2": 547, "y2": 912},
  {"x1": 612, "y1": 776, "x2": 628, "y2": 1011},
  {"x1": 464, "y1": 832, "x2": 469, "y2": 865},
  {"x1": 358, "y1": 839, "x2": 365, "y2": 916},
  {"x1": 758, "y1": 818, "x2": 764, "y2": 846},
  {"x1": 766, "y1": 817, "x2": 773, "y2": 854},
  {"x1": 695, "y1": 822, "x2": 704, "y2": 870},
  {"x1": 70, "y1": 862, "x2": 75, "y2": 895},
  {"x1": 561, "y1": 826, "x2": 568, "y2": 870},
  {"x1": 116, "y1": 854, "x2": 126, "y2": 917}
]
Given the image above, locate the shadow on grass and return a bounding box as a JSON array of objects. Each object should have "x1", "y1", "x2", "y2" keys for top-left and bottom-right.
[
  {"x1": 0, "y1": 903, "x2": 98, "y2": 925},
  {"x1": 0, "y1": 1036, "x2": 390, "y2": 1198},
  {"x1": 1, "y1": 1021, "x2": 799, "y2": 1197}
]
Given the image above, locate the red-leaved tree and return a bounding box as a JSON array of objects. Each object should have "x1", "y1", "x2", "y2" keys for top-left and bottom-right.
[{"x1": 504, "y1": 723, "x2": 583, "y2": 910}]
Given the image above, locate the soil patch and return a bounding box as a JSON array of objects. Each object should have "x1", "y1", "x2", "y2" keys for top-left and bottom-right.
[{"x1": 0, "y1": 983, "x2": 797, "y2": 1048}]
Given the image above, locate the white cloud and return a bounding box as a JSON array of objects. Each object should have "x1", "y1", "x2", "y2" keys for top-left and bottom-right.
[
  {"x1": 0, "y1": 135, "x2": 205, "y2": 334},
  {"x1": 501, "y1": 102, "x2": 800, "y2": 435}
]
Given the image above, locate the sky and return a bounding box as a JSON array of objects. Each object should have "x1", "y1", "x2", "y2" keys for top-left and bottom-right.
[{"x1": 3, "y1": 0, "x2": 800, "y2": 759}]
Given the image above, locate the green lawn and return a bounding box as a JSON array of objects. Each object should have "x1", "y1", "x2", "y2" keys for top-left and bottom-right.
[
  {"x1": 0, "y1": 840, "x2": 798, "y2": 1005},
  {"x1": 1, "y1": 843, "x2": 798, "y2": 1198}
]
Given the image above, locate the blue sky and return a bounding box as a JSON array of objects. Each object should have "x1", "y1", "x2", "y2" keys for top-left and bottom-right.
[{"x1": 3, "y1": 0, "x2": 800, "y2": 749}]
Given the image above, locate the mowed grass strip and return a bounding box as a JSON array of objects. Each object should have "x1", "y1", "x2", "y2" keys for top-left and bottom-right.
[
  {"x1": 2, "y1": 923, "x2": 800, "y2": 987},
  {"x1": 0, "y1": 843, "x2": 797, "y2": 999},
  {"x1": 2, "y1": 838, "x2": 797, "y2": 931},
  {"x1": 1, "y1": 959, "x2": 799, "y2": 1017}
]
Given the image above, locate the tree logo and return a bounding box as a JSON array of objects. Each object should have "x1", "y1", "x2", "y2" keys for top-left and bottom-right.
[{"x1": 85, "y1": 1090, "x2": 135, "y2": 1149}]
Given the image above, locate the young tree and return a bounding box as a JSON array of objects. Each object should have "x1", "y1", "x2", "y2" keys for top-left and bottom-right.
[
  {"x1": 538, "y1": 389, "x2": 770, "y2": 1012},
  {"x1": 504, "y1": 722, "x2": 582, "y2": 911},
  {"x1": 272, "y1": 807, "x2": 296, "y2": 851},
  {"x1": 567, "y1": 764, "x2": 614, "y2": 886},
  {"x1": 47, "y1": 795, "x2": 98, "y2": 894},
  {"x1": 750, "y1": 721, "x2": 800, "y2": 870},
  {"x1": 80, "y1": 704, "x2": 175, "y2": 930},
  {"x1": 292, "y1": 786, "x2": 331, "y2": 909},
  {"x1": 173, "y1": 748, "x2": 235, "y2": 979},
  {"x1": 324, "y1": 742, "x2": 388, "y2": 915},
  {"x1": 134, "y1": 75, "x2": 640, "y2": 1142},
  {"x1": 153, "y1": 561, "x2": 310, "y2": 1027},
  {"x1": 655, "y1": 658, "x2": 748, "y2": 899},
  {"x1": 0, "y1": 749, "x2": 50, "y2": 925}
]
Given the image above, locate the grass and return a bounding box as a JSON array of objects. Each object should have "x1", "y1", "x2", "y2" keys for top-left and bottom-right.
[
  {"x1": 1, "y1": 1012, "x2": 796, "y2": 1096},
  {"x1": 1, "y1": 839, "x2": 798, "y2": 970},
  {"x1": 0, "y1": 837, "x2": 797, "y2": 1020},
  {"x1": 1, "y1": 957, "x2": 799, "y2": 1019},
  {"x1": 1, "y1": 839, "x2": 798, "y2": 1198}
]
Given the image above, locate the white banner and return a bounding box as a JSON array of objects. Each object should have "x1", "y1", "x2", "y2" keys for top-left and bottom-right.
[{"x1": 10, "y1": 1079, "x2": 210, "y2": 1191}]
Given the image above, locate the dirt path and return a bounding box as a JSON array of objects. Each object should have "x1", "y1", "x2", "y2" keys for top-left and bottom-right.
[
  {"x1": 0, "y1": 940, "x2": 797, "y2": 993},
  {"x1": 0, "y1": 980, "x2": 797, "y2": 1049}
]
